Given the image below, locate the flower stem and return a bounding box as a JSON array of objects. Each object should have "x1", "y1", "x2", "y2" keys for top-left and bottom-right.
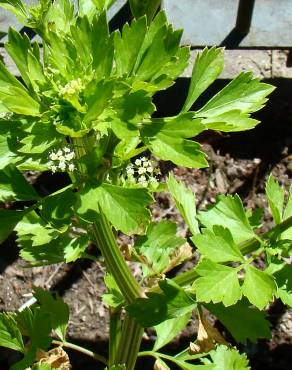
[{"x1": 51, "y1": 340, "x2": 107, "y2": 365}]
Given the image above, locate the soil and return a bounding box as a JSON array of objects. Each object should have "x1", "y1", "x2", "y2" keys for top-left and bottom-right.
[{"x1": 0, "y1": 76, "x2": 291, "y2": 369}]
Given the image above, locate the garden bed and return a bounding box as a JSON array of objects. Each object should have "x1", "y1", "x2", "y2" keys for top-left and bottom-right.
[{"x1": 0, "y1": 76, "x2": 291, "y2": 369}]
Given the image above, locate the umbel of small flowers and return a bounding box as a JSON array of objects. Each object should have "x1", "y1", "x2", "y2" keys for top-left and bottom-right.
[
  {"x1": 125, "y1": 157, "x2": 160, "y2": 187},
  {"x1": 59, "y1": 78, "x2": 84, "y2": 98},
  {"x1": 0, "y1": 112, "x2": 13, "y2": 120},
  {"x1": 48, "y1": 147, "x2": 75, "y2": 173}
]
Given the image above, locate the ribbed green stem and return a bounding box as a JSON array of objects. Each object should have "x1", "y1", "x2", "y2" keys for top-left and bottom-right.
[
  {"x1": 92, "y1": 212, "x2": 142, "y2": 304},
  {"x1": 72, "y1": 135, "x2": 144, "y2": 368},
  {"x1": 115, "y1": 313, "x2": 144, "y2": 370},
  {"x1": 109, "y1": 309, "x2": 122, "y2": 367}
]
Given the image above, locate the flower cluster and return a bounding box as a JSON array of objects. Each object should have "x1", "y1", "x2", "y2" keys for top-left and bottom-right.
[
  {"x1": 125, "y1": 157, "x2": 160, "y2": 187},
  {"x1": 59, "y1": 78, "x2": 84, "y2": 97},
  {"x1": 0, "y1": 112, "x2": 13, "y2": 120},
  {"x1": 48, "y1": 147, "x2": 76, "y2": 173}
]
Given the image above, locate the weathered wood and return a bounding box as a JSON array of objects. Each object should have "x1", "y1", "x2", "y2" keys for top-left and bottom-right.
[{"x1": 162, "y1": 0, "x2": 292, "y2": 47}]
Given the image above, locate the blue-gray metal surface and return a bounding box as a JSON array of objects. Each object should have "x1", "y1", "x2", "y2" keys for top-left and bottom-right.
[{"x1": 162, "y1": 0, "x2": 292, "y2": 47}]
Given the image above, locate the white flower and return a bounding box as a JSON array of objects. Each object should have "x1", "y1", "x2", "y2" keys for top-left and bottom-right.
[
  {"x1": 149, "y1": 176, "x2": 158, "y2": 184},
  {"x1": 146, "y1": 166, "x2": 153, "y2": 173},
  {"x1": 58, "y1": 161, "x2": 66, "y2": 171},
  {"x1": 51, "y1": 165, "x2": 57, "y2": 173},
  {"x1": 57, "y1": 155, "x2": 66, "y2": 161},
  {"x1": 126, "y1": 167, "x2": 135, "y2": 176},
  {"x1": 65, "y1": 152, "x2": 75, "y2": 161},
  {"x1": 135, "y1": 159, "x2": 142, "y2": 166},
  {"x1": 143, "y1": 160, "x2": 151, "y2": 167},
  {"x1": 68, "y1": 163, "x2": 75, "y2": 172},
  {"x1": 49, "y1": 152, "x2": 59, "y2": 161},
  {"x1": 64, "y1": 147, "x2": 71, "y2": 153},
  {"x1": 138, "y1": 167, "x2": 147, "y2": 175},
  {"x1": 138, "y1": 175, "x2": 147, "y2": 186},
  {"x1": 57, "y1": 150, "x2": 63, "y2": 156}
]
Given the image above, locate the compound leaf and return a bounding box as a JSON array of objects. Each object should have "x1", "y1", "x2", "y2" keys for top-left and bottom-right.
[
  {"x1": 127, "y1": 279, "x2": 196, "y2": 327},
  {"x1": 0, "y1": 313, "x2": 24, "y2": 352},
  {"x1": 265, "y1": 175, "x2": 285, "y2": 224},
  {"x1": 205, "y1": 300, "x2": 271, "y2": 344},
  {"x1": 154, "y1": 313, "x2": 191, "y2": 351},
  {"x1": 0, "y1": 164, "x2": 39, "y2": 202},
  {"x1": 167, "y1": 174, "x2": 200, "y2": 235},
  {"x1": 193, "y1": 259, "x2": 242, "y2": 306},
  {"x1": 182, "y1": 47, "x2": 224, "y2": 112},
  {"x1": 202, "y1": 345, "x2": 250, "y2": 370},
  {"x1": 192, "y1": 226, "x2": 244, "y2": 263},
  {"x1": 77, "y1": 183, "x2": 153, "y2": 235},
  {"x1": 242, "y1": 265, "x2": 276, "y2": 309},
  {"x1": 33, "y1": 287, "x2": 69, "y2": 341},
  {"x1": 197, "y1": 194, "x2": 255, "y2": 244},
  {"x1": 197, "y1": 72, "x2": 274, "y2": 117}
]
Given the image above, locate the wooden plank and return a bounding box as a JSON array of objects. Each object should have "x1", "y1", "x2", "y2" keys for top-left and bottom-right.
[{"x1": 162, "y1": 0, "x2": 292, "y2": 47}]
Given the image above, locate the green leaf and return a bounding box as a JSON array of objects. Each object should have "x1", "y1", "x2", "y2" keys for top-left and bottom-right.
[
  {"x1": 282, "y1": 185, "x2": 292, "y2": 240},
  {"x1": 63, "y1": 236, "x2": 89, "y2": 263},
  {"x1": 197, "y1": 72, "x2": 274, "y2": 117},
  {"x1": 40, "y1": 187, "x2": 76, "y2": 229},
  {"x1": 0, "y1": 164, "x2": 39, "y2": 202},
  {"x1": 0, "y1": 133, "x2": 16, "y2": 169},
  {"x1": 141, "y1": 130, "x2": 208, "y2": 169},
  {"x1": 274, "y1": 265, "x2": 292, "y2": 307},
  {"x1": 0, "y1": 208, "x2": 28, "y2": 243},
  {"x1": 193, "y1": 259, "x2": 242, "y2": 306},
  {"x1": 12, "y1": 307, "x2": 52, "y2": 370},
  {"x1": 265, "y1": 175, "x2": 285, "y2": 224},
  {"x1": 0, "y1": 313, "x2": 24, "y2": 352},
  {"x1": 0, "y1": 86, "x2": 41, "y2": 116},
  {"x1": 15, "y1": 210, "x2": 58, "y2": 247},
  {"x1": 182, "y1": 47, "x2": 224, "y2": 112},
  {"x1": 102, "y1": 273, "x2": 124, "y2": 309},
  {"x1": 0, "y1": 0, "x2": 28, "y2": 21},
  {"x1": 192, "y1": 226, "x2": 244, "y2": 263},
  {"x1": 45, "y1": 0, "x2": 74, "y2": 34},
  {"x1": 149, "y1": 114, "x2": 205, "y2": 139},
  {"x1": 203, "y1": 345, "x2": 250, "y2": 370},
  {"x1": 205, "y1": 300, "x2": 271, "y2": 344},
  {"x1": 126, "y1": 279, "x2": 196, "y2": 327},
  {"x1": 201, "y1": 110, "x2": 259, "y2": 132},
  {"x1": 197, "y1": 194, "x2": 256, "y2": 244},
  {"x1": 77, "y1": 183, "x2": 153, "y2": 235},
  {"x1": 129, "y1": 0, "x2": 161, "y2": 21},
  {"x1": 242, "y1": 265, "x2": 276, "y2": 309},
  {"x1": 0, "y1": 59, "x2": 26, "y2": 91},
  {"x1": 135, "y1": 220, "x2": 188, "y2": 277},
  {"x1": 32, "y1": 364, "x2": 52, "y2": 370},
  {"x1": 114, "y1": 16, "x2": 147, "y2": 76},
  {"x1": 33, "y1": 287, "x2": 69, "y2": 341},
  {"x1": 5, "y1": 28, "x2": 32, "y2": 87},
  {"x1": 20, "y1": 235, "x2": 88, "y2": 265},
  {"x1": 19, "y1": 123, "x2": 62, "y2": 154},
  {"x1": 91, "y1": 12, "x2": 114, "y2": 78},
  {"x1": 83, "y1": 80, "x2": 114, "y2": 124},
  {"x1": 153, "y1": 313, "x2": 191, "y2": 351},
  {"x1": 136, "y1": 24, "x2": 182, "y2": 81},
  {"x1": 167, "y1": 174, "x2": 200, "y2": 235}
]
